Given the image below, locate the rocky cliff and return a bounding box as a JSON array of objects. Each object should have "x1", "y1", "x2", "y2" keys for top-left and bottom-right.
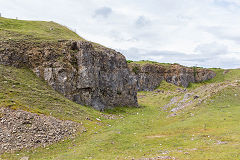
[
  {"x1": 128, "y1": 63, "x2": 216, "y2": 91},
  {"x1": 0, "y1": 40, "x2": 138, "y2": 110}
]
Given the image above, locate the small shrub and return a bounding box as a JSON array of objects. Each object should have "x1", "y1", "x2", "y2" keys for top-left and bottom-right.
[
  {"x1": 126, "y1": 60, "x2": 133, "y2": 63},
  {"x1": 132, "y1": 66, "x2": 139, "y2": 74},
  {"x1": 117, "y1": 90, "x2": 122, "y2": 95},
  {"x1": 193, "y1": 66, "x2": 197, "y2": 81}
]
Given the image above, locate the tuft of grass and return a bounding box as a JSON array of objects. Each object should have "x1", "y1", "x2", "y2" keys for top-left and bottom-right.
[
  {"x1": 132, "y1": 66, "x2": 140, "y2": 74},
  {"x1": 126, "y1": 60, "x2": 134, "y2": 63}
]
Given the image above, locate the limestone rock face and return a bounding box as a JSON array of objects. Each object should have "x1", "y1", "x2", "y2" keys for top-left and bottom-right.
[
  {"x1": 128, "y1": 63, "x2": 216, "y2": 91},
  {"x1": 0, "y1": 40, "x2": 138, "y2": 110},
  {"x1": 128, "y1": 63, "x2": 165, "y2": 91}
]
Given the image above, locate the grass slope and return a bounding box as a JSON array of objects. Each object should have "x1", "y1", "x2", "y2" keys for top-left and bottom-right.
[
  {"x1": 0, "y1": 17, "x2": 84, "y2": 41},
  {"x1": 1, "y1": 66, "x2": 240, "y2": 160}
]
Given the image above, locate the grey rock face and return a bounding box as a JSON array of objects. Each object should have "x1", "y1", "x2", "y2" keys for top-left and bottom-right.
[
  {"x1": 128, "y1": 63, "x2": 165, "y2": 91},
  {"x1": 128, "y1": 63, "x2": 216, "y2": 91},
  {"x1": 0, "y1": 40, "x2": 138, "y2": 110}
]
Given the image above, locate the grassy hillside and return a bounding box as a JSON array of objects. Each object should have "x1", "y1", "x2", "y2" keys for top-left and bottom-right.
[
  {"x1": 0, "y1": 17, "x2": 84, "y2": 41},
  {"x1": 1, "y1": 17, "x2": 240, "y2": 160},
  {"x1": 1, "y1": 65, "x2": 240, "y2": 159}
]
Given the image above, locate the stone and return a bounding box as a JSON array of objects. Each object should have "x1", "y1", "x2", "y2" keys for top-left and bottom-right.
[{"x1": 194, "y1": 95, "x2": 200, "y2": 99}]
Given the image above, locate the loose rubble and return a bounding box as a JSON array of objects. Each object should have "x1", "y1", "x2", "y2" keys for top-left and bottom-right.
[{"x1": 0, "y1": 107, "x2": 81, "y2": 154}]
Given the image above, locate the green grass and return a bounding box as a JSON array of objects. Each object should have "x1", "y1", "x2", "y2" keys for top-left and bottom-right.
[
  {"x1": 0, "y1": 17, "x2": 84, "y2": 41},
  {"x1": 156, "y1": 80, "x2": 181, "y2": 91},
  {"x1": 1, "y1": 65, "x2": 240, "y2": 159},
  {"x1": 128, "y1": 60, "x2": 173, "y2": 67}
]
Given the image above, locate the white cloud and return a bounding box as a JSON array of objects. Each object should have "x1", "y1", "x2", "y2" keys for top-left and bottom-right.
[
  {"x1": 0, "y1": 0, "x2": 239, "y2": 68},
  {"x1": 195, "y1": 42, "x2": 228, "y2": 55}
]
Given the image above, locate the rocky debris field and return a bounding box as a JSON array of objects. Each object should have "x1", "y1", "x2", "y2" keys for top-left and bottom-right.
[{"x1": 0, "y1": 107, "x2": 81, "y2": 154}]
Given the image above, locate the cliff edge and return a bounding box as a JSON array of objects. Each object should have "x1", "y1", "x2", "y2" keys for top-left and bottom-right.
[
  {"x1": 0, "y1": 17, "x2": 138, "y2": 110},
  {"x1": 128, "y1": 61, "x2": 216, "y2": 91}
]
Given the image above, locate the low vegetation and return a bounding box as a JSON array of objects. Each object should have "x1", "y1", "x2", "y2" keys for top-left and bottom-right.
[{"x1": 128, "y1": 60, "x2": 178, "y2": 67}]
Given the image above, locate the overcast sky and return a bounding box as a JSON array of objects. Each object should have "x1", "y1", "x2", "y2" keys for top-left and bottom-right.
[{"x1": 0, "y1": 0, "x2": 240, "y2": 68}]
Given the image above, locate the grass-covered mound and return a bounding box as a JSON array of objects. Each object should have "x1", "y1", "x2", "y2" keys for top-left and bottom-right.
[{"x1": 0, "y1": 17, "x2": 84, "y2": 41}]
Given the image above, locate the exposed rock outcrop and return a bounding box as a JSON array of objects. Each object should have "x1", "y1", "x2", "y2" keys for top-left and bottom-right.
[
  {"x1": 0, "y1": 40, "x2": 138, "y2": 110},
  {"x1": 163, "y1": 80, "x2": 240, "y2": 117},
  {"x1": 0, "y1": 107, "x2": 81, "y2": 154},
  {"x1": 128, "y1": 63, "x2": 216, "y2": 91}
]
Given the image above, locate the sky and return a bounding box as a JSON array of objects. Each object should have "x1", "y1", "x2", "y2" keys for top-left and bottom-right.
[{"x1": 0, "y1": 0, "x2": 240, "y2": 69}]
